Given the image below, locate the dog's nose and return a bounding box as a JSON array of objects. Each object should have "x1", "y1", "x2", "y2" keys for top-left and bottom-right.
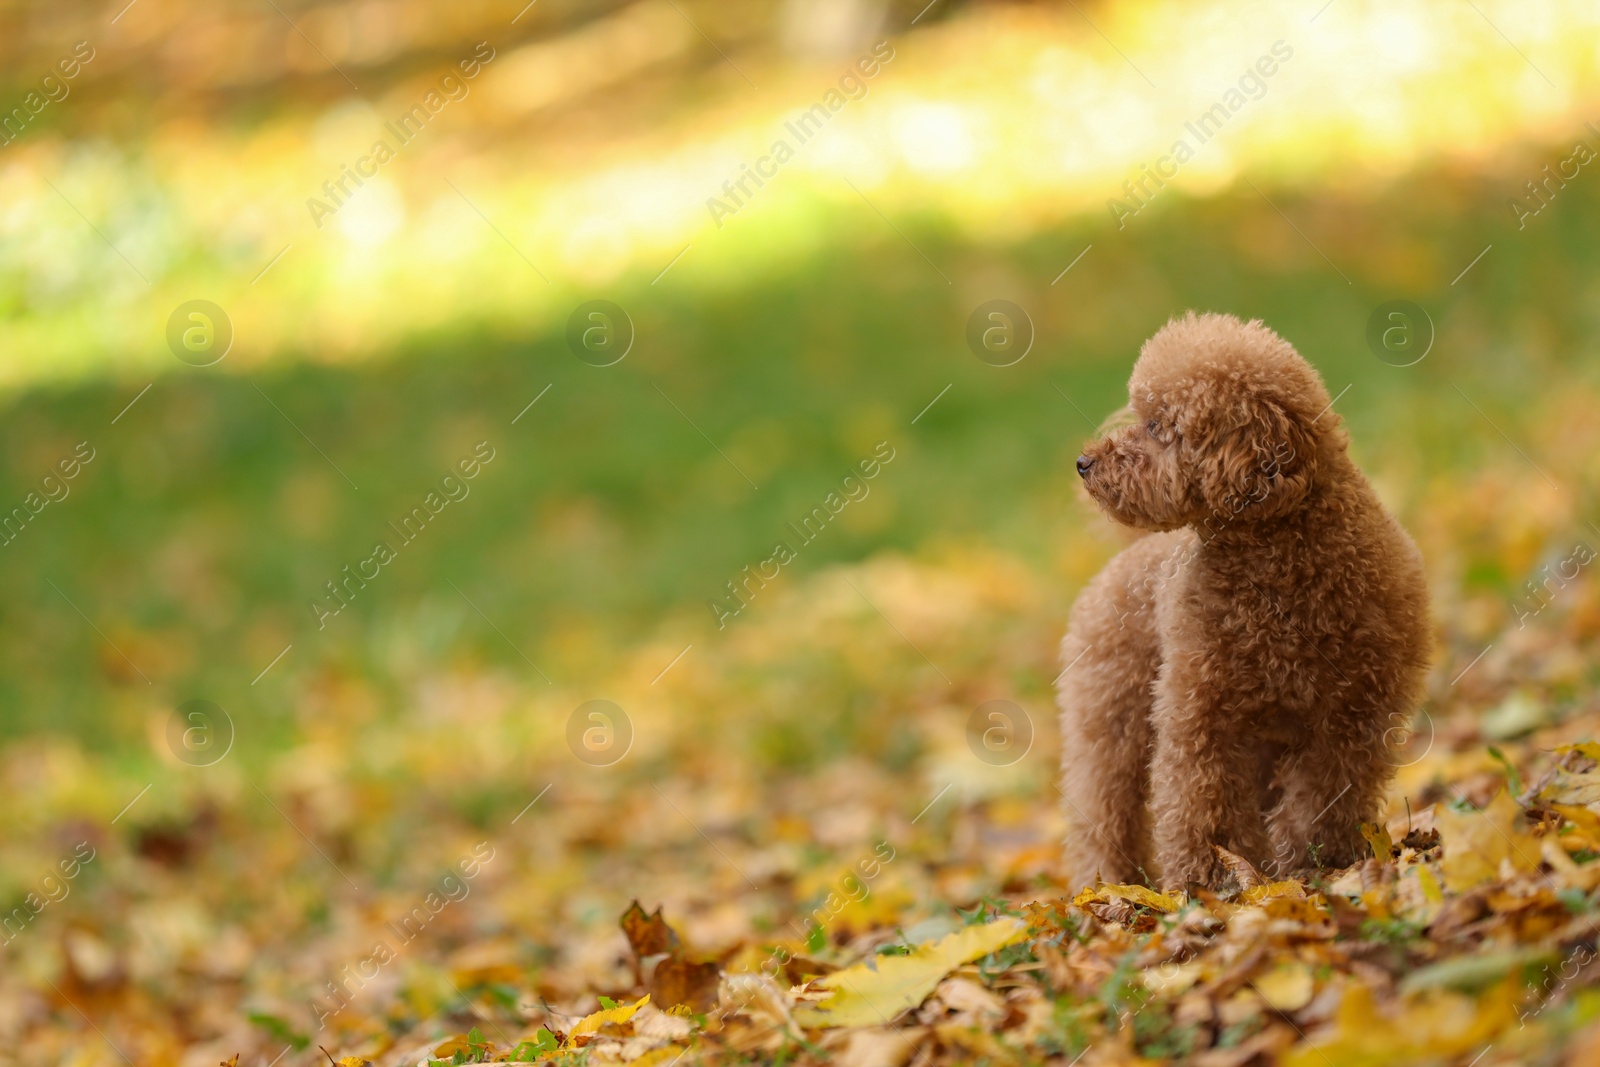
[{"x1": 1075, "y1": 455, "x2": 1094, "y2": 478}]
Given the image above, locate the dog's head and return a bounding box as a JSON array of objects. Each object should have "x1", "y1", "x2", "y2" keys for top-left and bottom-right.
[{"x1": 1076, "y1": 312, "x2": 1333, "y2": 532}]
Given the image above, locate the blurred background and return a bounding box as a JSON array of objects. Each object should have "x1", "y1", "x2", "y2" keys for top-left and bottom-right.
[{"x1": 3, "y1": 0, "x2": 1600, "y2": 1062}]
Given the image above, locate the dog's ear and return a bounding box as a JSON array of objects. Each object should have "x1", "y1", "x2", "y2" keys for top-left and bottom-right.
[{"x1": 1194, "y1": 396, "x2": 1317, "y2": 524}]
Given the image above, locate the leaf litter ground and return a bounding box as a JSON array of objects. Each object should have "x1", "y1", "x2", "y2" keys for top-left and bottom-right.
[{"x1": 5, "y1": 514, "x2": 1600, "y2": 1066}]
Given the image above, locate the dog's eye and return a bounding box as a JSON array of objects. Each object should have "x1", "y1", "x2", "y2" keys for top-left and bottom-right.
[{"x1": 1146, "y1": 420, "x2": 1160, "y2": 437}]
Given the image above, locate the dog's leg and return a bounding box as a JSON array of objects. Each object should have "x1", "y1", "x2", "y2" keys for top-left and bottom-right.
[
  {"x1": 1147, "y1": 667, "x2": 1274, "y2": 889},
  {"x1": 1266, "y1": 710, "x2": 1391, "y2": 875},
  {"x1": 1058, "y1": 541, "x2": 1168, "y2": 889}
]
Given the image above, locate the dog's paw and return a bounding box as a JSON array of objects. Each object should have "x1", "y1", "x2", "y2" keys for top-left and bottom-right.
[{"x1": 1158, "y1": 851, "x2": 1226, "y2": 892}]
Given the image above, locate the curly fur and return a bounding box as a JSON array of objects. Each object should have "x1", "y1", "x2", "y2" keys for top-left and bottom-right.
[{"x1": 1058, "y1": 312, "x2": 1430, "y2": 889}]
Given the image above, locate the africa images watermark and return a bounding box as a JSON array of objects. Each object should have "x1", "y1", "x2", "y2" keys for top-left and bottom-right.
[
  {"x1": 0, "y1": 41, "x2": 96, "y2": 149},
  {"x1": 309, "y1": 441, "x2": 497, "y2": 628},
  {"x1": 1508, "y1": 122, "x2": 1600, "y2": 230},
  {"x1": 708, "y1": 440, "x2": 897, "y2": 628},
  {"x1": 305, "y1": 42, "x2": 497, "y2": 229},
  {"x1": 1512, "y1": 540, "x2": 1594, "y2": 629},
  {"x1": 1107, "y1": 40, "x2": 1294, "y2": 229},
  {"x1": 2, "y1": 841, "x2": 97, "y2": 946},
  {"x1": 309, "y1": 841, "x2": 495, "y2": 1030},
  {"x1": 0, "y1": 441, "x2": 95, "y2": 548},
  {"x1": 705, "y1": 40, "x2": 896, "y2": 228}
]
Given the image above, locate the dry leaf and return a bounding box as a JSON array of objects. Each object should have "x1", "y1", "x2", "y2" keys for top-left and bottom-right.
[
  {"x1": 1287, "y1": 980, "x2": 1522, "y2": 1067},
  {"x1": 1213, "y1": 845, "x2": 1266, "y2": 890},
  {"x1": 1436, "y1": 790, "x2": 1542, "y2": 891},
  {"x1": 792, "y1": 918, "x2": 1027, "y2": 1029},
  {"x1": 1072, "y1": 884, "x2": 1181, "y2": 930},
  {"x1": 1250, "y1": 961, "x2": 1314, "y2": 1012},
  {"x1": 652, "y1": 954, "x2": 721, "y2": 1012},
  {"x1": 1238, "y1": 880, "x2": 1307, "y2": 905},
  {"x1": 564, "y1": 994, "x2": 650, "y2": 1048},
  {"x1": 1360, "y1": 821, "x2": 1397, "y2": 860},
  {"x1": 619, "y1": 902, "x2": 721, "y2": 1011},
  {"x1": 919, "y1": 977, "x2": 1007, "y2": 1027},
  {"x1": 1538, "y1": 768, "x2": 1600, "y2": 808},
  {"x1": 833, "y1": 1026, "x2": 924, "y2": 1067},
  {"x1": 621, "y1": 901, "x2": 681, "y2": 958}
]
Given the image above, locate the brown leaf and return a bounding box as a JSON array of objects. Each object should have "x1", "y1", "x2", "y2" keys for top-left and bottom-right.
[
  {"x1": 1192, "y1": 1024, "x2": 1294, "y2": 1067},
  {"x1": 1213, "y1": 845, "x2": 1266, "y2": 890},
  {"x1": 618, "y1": 902, "x2": 721, "y2": 1011},
  {"x1": 1427, "y1": 889, "x2": 1490, "y2": 941},
  {"x1": 782, "y1": 955, "x2": 837, "y2": 985},
  {"x1": 1021, "y1": 897, "x2": 1075, "y2": 940},
  {"x1": 1401, "y1": 827, "x2": 1441, "y2": 852},
  {"x1": 1082, "y1": 897, "x2": 1160, "y2": 932},
  {"x1": 652, "y1": 953, "x2": 721, "y2": 1012},
  {"x1": 621, "y1": 900, "x2": 682, "y2": 959}
]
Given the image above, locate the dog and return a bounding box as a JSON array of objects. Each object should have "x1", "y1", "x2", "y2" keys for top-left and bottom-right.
[{"x1": 1058, "y1": 312, "x2": 1430, "y2": 889}]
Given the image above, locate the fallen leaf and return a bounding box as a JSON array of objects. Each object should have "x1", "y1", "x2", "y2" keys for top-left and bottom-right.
[
  {"x1": 652, "y1": 954, "x2": 721, "y2": 1012},
  {"x1": 1401, "y1": 826, "x2": 1441, "y2": 852},
  {"x1": 1239, "y1": 880, "x2": 1307, "y2": 905},
  {"x1": 1193, "y1": 1025, "x2": 1295, "y2": 1067},
  {"x1": 1213, "y1": 845, "x2": 1266, "y2": 890},
  {"x1": 792, "y1": 917, "x2": 1028, "y2": 1029},
  {"x1": 781, "y1": 955, "x2": 837, "y2": 984},
  {"x1": 565, "y1": 994, "x2": 650, "y2": 1048},
  {"x1": 1250, "y1": 960, "x2": 1314, "y2": 1012},
  {"x1": 1415, "y1": 863, "x2": 1444, "y2": 904},
  {"x1": 1284, "y1": 980, "x2": 1519, "y2": 1067},
  {"x1": 1077, "y1": 896, "x2": 1157, "y2": 931},
  {"x1": 621, "y1": 901, "x2": 681, "y2": 958},
  {"x1": 919, "y1": 977, "x2": 1007, "y2": 1027},
  {"x1": 1553, "y1": 741, "x2": 1600, "y2": 763},
  {"x1": 1071, "y1": 884, "x2": 1181, "y2": 930},
  {"x1": 625, "y1": 1047, "x2": 692, "y2": 1067},
  {"x1": 1360, "y1": 822, "x2": 1396, "y2": 860},
  {"x1": 720, "y1": 972, "x2": 792, "y2": 1030},
  {"x1": 1538, "y1": 768, "x2": 1600, "y2": 808},
  {"x1": 1436, "y1": 790, "x2": 1541, "y2": 892},
  {"x1": 1552, "y1": 802, "x2": 1600, "y2": 844},
  {"x1": 833, "y1": 1026, "x2": 925, "y2": 1067},
  {"x1": 619, "y1": 902, "x2": 722, "y2": 1011},
  {"x1": 1094, "y1": 883, "x2": 1184, "y2": 912}
]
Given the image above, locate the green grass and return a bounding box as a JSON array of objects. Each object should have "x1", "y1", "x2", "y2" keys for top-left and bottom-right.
[{"x1": 3, "y1": 151, "x2": 1599, "y2": 751}]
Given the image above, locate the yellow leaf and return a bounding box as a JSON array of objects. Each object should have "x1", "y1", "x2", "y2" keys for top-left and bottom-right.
[
  {"x1": 1239, "y1": 880, "x2": 1307, "y2": 905},
  {"x1": 1285, "y1": 980, "x2": 1520, "y2": 1067},
  {"x1": 1114, "y1": 884, "x2": 1182, "y2": 911},
  {"x1": 1554, "y1": 803, "x2": 1600, "y2": 848},
  {"x1": 1251, "y1": 960, "x2": 1314, "y2": 1011},
  {"x1": 1141, "y1": 959, "x2": 1203, "y2": 995},
  {"x1": 565, "y1": 995, "x2": 651, "y2": 1047},
  {"x1": 1415, "y1": 863, "x2": 1443, "y2": 904},
  {"x1": 792, "y1": 918, "x2": 1028, "y2": 1029},
  {"x1": 1538, "y1": 768, "x2": 1600, "y2": 807},
  {"x1": 1435, "y1": 789, "x2": 1541, "y2": 892},
  {"x1": 1360, "y1": 821, "x2": 1395, "y2": 860},
  {"x1": 1554, "y1": 741, "x2": 1600, "y2": 762},
  {"x1": 1072, "y1": 883, "x2": 1182, "y2": 912}
]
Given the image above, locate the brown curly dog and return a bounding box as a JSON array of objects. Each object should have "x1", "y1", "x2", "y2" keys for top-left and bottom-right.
[{"x1": 1058, "y1": 312, "x2": 1430, "y2": 890}]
